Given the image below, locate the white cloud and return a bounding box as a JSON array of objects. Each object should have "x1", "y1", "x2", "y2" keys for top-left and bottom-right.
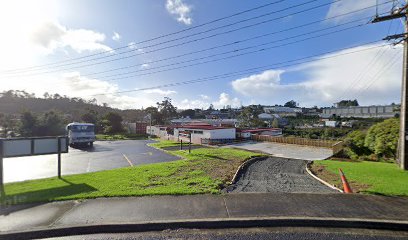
[
  {"x1": 178, "y1": 99, "x2": 209, "y2": 109},
  {"x1": 200, "y1": 94, "x2": 210, "y2": 100},
  {"x1": 141, "y1": 63, "x2": 150, "y2": 69},
  {"x1": 177, "y1": 93, "x2": 241, "y2": 109},
  {"x1": 143, "y1": 88, "x2": 177, "y2": 95},
  {"x1": 213, "y1": 92, "x2": 242, "y2": 108},
  {"x1": 128, "y1": 42, "x2": 136, "y2": 49},
  {"x1": 166, "y1": 0, "x2": 193, "y2": 25},
  {"x1": 30, "y1": 21, "x2": 113, "y2": 54},
  {"x1": 326, "y1": 0, "x2": 395, "y2": 23},
  {"x1": 232, "y1": 44, "x2": 402, "y2": 106},
  {"x1": 112, "y1": 32, "x2": 121, "y2": 41}
]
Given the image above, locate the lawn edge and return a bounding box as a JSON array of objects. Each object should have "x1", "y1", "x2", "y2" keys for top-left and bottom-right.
[{"x1": 306, "y1": 162, "x2": 343, "y2": 193}]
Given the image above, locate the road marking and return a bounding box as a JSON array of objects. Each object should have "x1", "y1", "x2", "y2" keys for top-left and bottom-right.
[{"x1": 123, "y1": 154, "x2": 133, "y2": 167}]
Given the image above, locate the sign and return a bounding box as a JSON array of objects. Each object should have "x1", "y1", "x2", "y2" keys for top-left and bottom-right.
[
  {"x1": 2, "y1": 136, "x2": 68, "y2": 158},
  {"x1": 0, "y1": 136, "x2": 68, "y2": 193}
]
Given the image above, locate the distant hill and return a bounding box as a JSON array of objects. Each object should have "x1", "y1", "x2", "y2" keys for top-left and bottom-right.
[{"x1": 0, "y1": 90, "x2": 145, "y2": 122}]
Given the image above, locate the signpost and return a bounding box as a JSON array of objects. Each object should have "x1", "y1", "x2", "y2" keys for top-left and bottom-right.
[{"x1": 0, "y1": 136, "x2": 68, "y2": 194}]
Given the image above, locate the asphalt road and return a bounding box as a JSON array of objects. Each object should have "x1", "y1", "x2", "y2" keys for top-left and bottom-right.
[
  {"x1": 3, "y1": 140, "x2": 180, "y2": 183},
  {"x1": 48, "y1": 228, "x2": 408, "y2": 240},
  {"x1": 229, "y1": 157, "x2": 336, "y2": 193}
]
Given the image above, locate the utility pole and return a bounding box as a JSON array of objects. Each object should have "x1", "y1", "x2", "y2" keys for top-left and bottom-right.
[{"x1": 372, "y1": 4, "x2": 408, "y2": 170}]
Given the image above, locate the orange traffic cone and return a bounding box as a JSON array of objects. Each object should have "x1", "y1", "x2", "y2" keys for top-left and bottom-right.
[{"x1": 339, "y1": 168, "x2": 353, "y2": 193}]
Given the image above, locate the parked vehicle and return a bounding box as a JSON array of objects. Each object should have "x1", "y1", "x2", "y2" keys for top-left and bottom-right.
[{"x1": 66, "y1": 122, "x2": 95, "y2": 147}]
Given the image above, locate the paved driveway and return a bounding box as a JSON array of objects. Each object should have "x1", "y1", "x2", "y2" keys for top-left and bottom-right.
[
  {"x1": 3, "y1": 140, "x2": 180, "y2": 183},
  {"x1": 223, "y1": 141, "x2": 333, "y2": 160}
]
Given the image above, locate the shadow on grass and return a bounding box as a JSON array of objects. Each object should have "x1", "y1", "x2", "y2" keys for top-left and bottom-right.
[{"x1": 0, "y1": 178, "x2": 97, "y2": 215}]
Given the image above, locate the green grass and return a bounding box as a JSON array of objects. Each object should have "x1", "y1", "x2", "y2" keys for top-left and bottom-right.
[
  {"x1": 1, "y1": 141, "x2": 262, "y2": 205},
  {"x1": 149, "y1": 140, "x2": 197, "y2": 149},
  {"x1": 314, "y1": 160, "x2": 408, "y2": 196},
  {"x1": 96, "y1": 133, "x2": 147, "y2": 140}
]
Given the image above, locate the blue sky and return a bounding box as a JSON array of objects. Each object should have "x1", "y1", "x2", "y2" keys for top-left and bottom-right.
[{"x1": 0, "y1": 0, "x2": 404, "y2": 109}]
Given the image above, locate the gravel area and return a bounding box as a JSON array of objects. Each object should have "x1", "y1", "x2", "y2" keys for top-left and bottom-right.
[{"x1": 228, "y1": 157, "x2": 336, "y2": 193}]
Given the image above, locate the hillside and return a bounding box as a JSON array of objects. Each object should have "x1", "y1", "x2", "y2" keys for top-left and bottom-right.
[{"x1": 0, "y1": 90, "x2": 144, "y2": 122}]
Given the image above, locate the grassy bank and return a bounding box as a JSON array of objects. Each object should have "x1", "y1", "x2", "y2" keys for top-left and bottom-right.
[
  {"x1": 312, "y1": 160, "x2": 408, "y2": 196},
  {"x1": 95, "y1": 133, "x2": 147, "y2": 140},
  {"x1": 1, "y1": 141, "x2": 262, "y2": 205}
]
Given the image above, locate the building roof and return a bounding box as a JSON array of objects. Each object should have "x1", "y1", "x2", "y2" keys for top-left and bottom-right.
[
  {"x1": 238, "y1": 128, "x2": 282, "y2": 133},
  {"x1": 177, "y1": 125, "x2": 234, "y2": 130}
]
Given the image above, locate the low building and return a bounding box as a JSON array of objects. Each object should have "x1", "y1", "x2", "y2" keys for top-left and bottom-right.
[
  {"x1": 174, "y1": 125, "x2": 236, "y2": 144},
  {"x1": 127, "y1": 122, "x2": 148, "y2": 134},
  {"x1": 146, "y1": 125, "x2": 168, "y2": 137},
  {"x1": 325, "y1": 120, "x2": 339, "y2": 128},
  {"x1": 237, "y1": 128, "x2": 283, "y2": 139}
]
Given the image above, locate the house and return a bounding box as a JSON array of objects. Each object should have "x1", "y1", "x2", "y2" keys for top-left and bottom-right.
[{"x1": 173, "y1": 125, "x2": 236, "y2": 144}]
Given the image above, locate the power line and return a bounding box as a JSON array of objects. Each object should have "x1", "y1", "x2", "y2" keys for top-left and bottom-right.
[
  {"x1": 336, "y1": 18, "x2": 396, "y2": 100},
  {"x1": 1, "y1": 0, "x2": 392, "y2": 77},
  {"x1": 2, "y1": 17, "x2": 371, "y2": 80},
  {"x1": 1, "y1": 0, "x2": 323, "y2": 75},
  {"x1": 88, "y1": 41, "x2": 388, "y2": 97},
  {"x1": 0, "y1": 0, "x2": 287, "y2": 73}
]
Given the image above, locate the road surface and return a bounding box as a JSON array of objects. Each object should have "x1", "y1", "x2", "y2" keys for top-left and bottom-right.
[
  {"x1": 3, "y1": 140, "x2": 180, "y2": 183},
  {"x1": 223, "y1": 141, "x2": 333, "y2": 160}
]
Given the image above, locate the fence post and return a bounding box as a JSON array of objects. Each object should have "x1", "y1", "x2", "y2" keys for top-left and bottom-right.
[
  {"x1": 0, "y1": 139, "x2": 4, "y2": 196},
  {"x1": 57, "y1": 137, "x2": 61, "y2": 179}
]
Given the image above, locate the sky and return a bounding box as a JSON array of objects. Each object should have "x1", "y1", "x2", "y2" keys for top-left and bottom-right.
[{"x1": 0, "y1": 0, "x2": 405, "y2": 109}]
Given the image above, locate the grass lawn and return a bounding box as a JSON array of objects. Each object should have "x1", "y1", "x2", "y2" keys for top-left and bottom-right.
[
  {"x1": 148, "y1": 140, "x2": 197, "y2": 149},
  {"x1": 96, "y1": 134, "x2": 147, "y2": 141},
  {"x1": 312, "y1": 160, "x2": 408, "y2": 196},
  {"x1": 1, "y1": 141, "x2": 262, "y2": 205}
]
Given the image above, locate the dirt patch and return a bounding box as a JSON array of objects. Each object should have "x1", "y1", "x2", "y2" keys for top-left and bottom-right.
[{"x1": 310, "y1": 163, "x2": 371, "y2": 193}]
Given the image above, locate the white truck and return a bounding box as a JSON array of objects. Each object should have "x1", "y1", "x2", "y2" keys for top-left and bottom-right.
[{"x1": 66, "y1": 122, "x2": 96, "y2": 147}]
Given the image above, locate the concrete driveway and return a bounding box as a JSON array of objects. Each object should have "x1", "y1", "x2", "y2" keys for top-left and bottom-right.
[
  {"x1": 3, "y1": 140, "x2": 180, "y2": 183},
  {"x1": 223, "y1": 141, "x2": 333, "y2": 160}
]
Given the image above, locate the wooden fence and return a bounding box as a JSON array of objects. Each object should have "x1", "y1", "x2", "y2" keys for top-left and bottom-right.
[{"x1": 251, "y1": 134, "x2": 343, "y2": 154}]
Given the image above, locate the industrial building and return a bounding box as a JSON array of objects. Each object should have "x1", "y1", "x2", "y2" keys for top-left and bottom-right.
[{"x1": 322, "y1": 105, "x2": 398, "y2": 118}]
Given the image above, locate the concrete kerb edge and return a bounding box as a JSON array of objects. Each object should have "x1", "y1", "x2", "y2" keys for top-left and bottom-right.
[
  {"x1": 2, "y1": 217, "x2": 408, "y2": 240},
  {"x1": 305, "y1": 162, "x2": 343, "y2": 193}
]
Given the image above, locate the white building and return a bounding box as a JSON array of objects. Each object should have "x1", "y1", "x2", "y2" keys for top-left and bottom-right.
[
  {"x1": 146, "y1": 125, "x2": 168, "y2": 137},
  {"x1": 174, "y1": 125, "x2": 236, "y2": 144}
]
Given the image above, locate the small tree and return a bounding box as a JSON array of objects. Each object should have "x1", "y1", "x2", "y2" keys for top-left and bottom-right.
[
  {"x1": 19, "y1": 111, "x2": 38, "y2": 137},
  {"x1": 103, "y1": 112, "x2": 123, "y2": 134},
  {"x1": 271, "y1": 118, "x2": 279, "y2": 128}
]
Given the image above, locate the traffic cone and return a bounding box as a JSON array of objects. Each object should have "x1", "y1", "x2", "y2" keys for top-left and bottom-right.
[{"x1": 339, "y1": 168, "x2": 353, "y2": 193}]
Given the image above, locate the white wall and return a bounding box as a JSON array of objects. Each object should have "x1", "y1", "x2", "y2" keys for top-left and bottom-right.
[{"x1": 208, "y1": 128, "x2": 236, "y2": 139}]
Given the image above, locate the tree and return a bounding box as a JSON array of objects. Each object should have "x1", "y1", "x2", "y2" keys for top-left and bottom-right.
[
  {"x1": 103, "y1": 112, "x2": 123, "y2": 134},
  {"x1": 81, "y1": 109, "x2": 98, "y2": 124},
  {"x1": 237, "y1": 107, "x2": 264, "y2": 128},
  {"x1": 180, "y1": 109, "x2": 195, "y2": 118},
  {"x1": 156, "y1": 97, "x2": 177, "y2": 122},
  {"x1": 271, "y1": 118, "x2": 279, "y2": 128},
  {"x1": 284, "y1": 100, "x2": 298, "y2": 108},
  {"x1": 19, "y1": 111, "x2": 38, "y2": 136},
  {"x1": 0, "y1": 113, "x2": 16, "y2": 137},
  {"x1": 38, "y1": 111, "x2": 65, "y2": 136},
  {"x1": 337, "y1": 99, "x2": 359, "y2": 107},
  {"x1": 364, "y1": 118, "x2": 399, "y2": 160},
  {"x1": 144, "y1": 106, "x2": 163, "y2": 125}
]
